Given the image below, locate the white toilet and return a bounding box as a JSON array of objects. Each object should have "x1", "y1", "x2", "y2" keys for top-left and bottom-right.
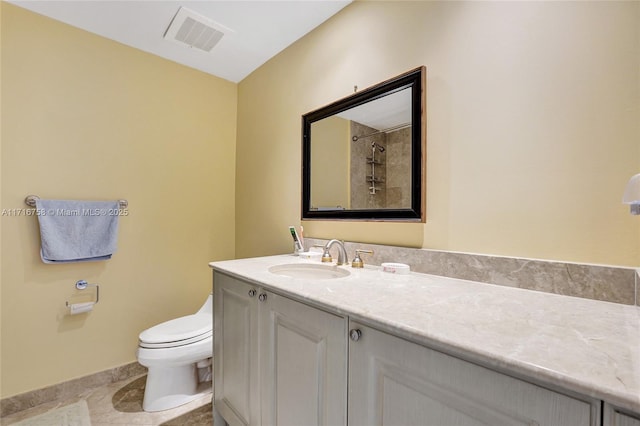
[{"x1": 136, "y1": 293, "x2": 213, "y2": 412}]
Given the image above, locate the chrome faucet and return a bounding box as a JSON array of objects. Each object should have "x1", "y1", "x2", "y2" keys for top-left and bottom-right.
[{"x1": 322, "y1": 239, "x2": 349, "y2": 265}]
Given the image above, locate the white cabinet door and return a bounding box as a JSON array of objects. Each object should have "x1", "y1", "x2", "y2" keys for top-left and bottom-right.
[
  {"x1": 348, "y1": 321, "x2": 596, "y2": 426},
  {"x1": 260, "y1": 291, "x2": 347, "y2": 426},
  {"x1": 604, "y1": 404, "x2": 640, "y2": 426},
  {"x1": 214, "y1": 272, "x2": 347, "y2": 426},
  {"x1": 214, "y1": 272, "x2": 260, "y2": 426}
]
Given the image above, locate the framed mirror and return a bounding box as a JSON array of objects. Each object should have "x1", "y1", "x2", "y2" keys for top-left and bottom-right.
[{"x1": 302, "y1": 66, "x2": 425, "y2": 221}]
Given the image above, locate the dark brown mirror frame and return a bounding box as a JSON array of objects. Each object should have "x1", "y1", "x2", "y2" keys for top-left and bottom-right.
[{"x1": 301, "y1": 66, "x2": 425, "y2": 221}]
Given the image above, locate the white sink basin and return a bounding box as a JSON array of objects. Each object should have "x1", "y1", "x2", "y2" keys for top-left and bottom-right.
[{"x1": 268, "y1": 263, "x2": 351, "y2": 280}]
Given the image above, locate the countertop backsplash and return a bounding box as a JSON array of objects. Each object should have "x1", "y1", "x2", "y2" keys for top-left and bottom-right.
[{"x1": 304, "y1": 238, "x2": 639, "y2": 306}]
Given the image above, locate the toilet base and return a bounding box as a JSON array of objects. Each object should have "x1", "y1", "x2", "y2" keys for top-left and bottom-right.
[{"x1": 142, "y1": 363, "x2": 212, "y2": 412}]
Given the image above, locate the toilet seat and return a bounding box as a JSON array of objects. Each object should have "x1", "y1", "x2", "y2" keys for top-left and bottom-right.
[{"x1": 139, "y1": 313, "x2": 212, "y2": 349}]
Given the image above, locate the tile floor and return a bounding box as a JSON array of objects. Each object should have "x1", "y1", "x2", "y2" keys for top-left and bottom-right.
[{"x1": 1, "y1": 374, "x2": 213, "y2": 425}]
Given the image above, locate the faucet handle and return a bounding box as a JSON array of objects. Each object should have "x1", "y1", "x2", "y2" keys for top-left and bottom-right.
[
  {"x1": 352, "y1": 249, "x2": 374, "y2": 268},
  {"x1": 313, "y1": 244, "x2": 333, "y2": 263}
]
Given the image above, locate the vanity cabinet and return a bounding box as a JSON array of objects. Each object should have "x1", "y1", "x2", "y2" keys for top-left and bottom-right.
[
  {"x1": 348, "y1": 321, "x2": 596, "y2": 426},
  {"x1": 213, "y1": 269, "x2": 606, "y2": 426},
  {"x1": 604, "y1": 404, "x2": 640, "y2": 426},
  {"x1": 214, "y1": 271, "x2": 347, "y2": 426},
  {"x1": 213, "y1": 272, "x2": 259, "y2": 425}
]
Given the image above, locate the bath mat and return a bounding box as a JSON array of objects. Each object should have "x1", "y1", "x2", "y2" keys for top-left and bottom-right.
[{"x1": 10, "y1": 400, "x2": 91, "y2": 426}]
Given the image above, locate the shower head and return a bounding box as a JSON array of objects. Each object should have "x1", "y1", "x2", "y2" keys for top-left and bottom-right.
[{"x1": 371, "y1": 142, "x2": 385, "y2": 153}]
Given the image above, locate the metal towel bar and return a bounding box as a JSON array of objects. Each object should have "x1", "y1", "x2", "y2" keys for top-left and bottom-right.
[{"x1": 24, "y1": 195, "x2": 128, "y2": 209}]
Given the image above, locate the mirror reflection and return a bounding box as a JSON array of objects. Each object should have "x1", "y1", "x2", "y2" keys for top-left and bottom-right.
[
  {"x1": 310, "y1": 88, "x2": 412, "y2": 211},
  {"x1": 302, "y1": 67, "x2": 425, "y2": 221}
]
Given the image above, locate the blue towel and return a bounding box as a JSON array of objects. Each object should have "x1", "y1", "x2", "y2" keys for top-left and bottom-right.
[{"x1": 35, "y1": 199, "x2": 120, "y2": 263}]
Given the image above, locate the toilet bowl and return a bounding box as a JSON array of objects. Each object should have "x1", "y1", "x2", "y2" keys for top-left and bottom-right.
[{"x1": 136, "y1": 293, "x2": 213, "y2": 412}]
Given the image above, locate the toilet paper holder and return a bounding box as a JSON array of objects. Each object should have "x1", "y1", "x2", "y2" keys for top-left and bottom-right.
[{"x1": 65, "y1": 280, "x2": 99, "y2": 306}]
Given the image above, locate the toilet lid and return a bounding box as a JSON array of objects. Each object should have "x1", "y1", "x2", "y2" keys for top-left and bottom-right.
[
  {"x1": 139, "y1": 329, "x2": 212, "y2": 349},
  {"x1": 139, "y1": 313, "x2": 212, "y2": 347}
]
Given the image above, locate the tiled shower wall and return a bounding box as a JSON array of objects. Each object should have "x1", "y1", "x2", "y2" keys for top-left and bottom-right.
[
  {"x1": 385, "y1": 127, "x2": 411, "y2": 208},
  {"x1": 306, "y1": 238, "x2": 639, "y2": 305},
  {"x1": 350, "y1": 122, "x2": 412, "y2": 210},
  {"x1": 350, "y1": 121, "x2": 387, "y2": 209}
]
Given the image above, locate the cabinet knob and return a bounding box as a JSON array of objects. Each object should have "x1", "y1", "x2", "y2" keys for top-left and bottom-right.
[
  {"x1": 258, "y1": 293, "x2": 268, "y2": 302},
  {"x1": 349, "y1": 328, "x2": 362, "y2": 341},
  {"x1": 248, "y1": 289, "x2": 257, "y2": 297}
]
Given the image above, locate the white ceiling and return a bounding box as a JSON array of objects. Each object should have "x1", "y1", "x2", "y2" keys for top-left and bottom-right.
[
  {"x1": 8, "y1": 0, "x2": 351, "y2": 83},
  {"x1": 337, "y1": 88, "x2": 412, "y2": 131}
]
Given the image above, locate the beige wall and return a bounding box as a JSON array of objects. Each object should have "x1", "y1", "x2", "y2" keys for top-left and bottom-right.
[
  {"x1": 1, "y1": 3, "x2": 237, "y2": 397},
  {"x1": 310, "y1": 116, "x2": 350, "y2": 209},
  {"x1": 236, "y1": 1, "x2": 640, "y2": 266}
]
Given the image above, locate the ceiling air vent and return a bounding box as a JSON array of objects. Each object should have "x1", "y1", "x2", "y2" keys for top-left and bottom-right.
[{"x1": 164, "y1": 7, "x2": 227, "y2": 52}]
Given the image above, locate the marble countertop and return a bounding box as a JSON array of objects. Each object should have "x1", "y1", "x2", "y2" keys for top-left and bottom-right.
[{"x1": 209, "y1": 254, "x2": 640, "y2": 413}]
